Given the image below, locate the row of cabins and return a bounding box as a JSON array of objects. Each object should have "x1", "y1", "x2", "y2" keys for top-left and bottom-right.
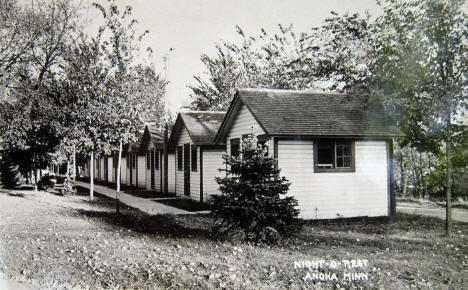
[{"x1": 83, "y1": 88, "x2": 399, "y2": 220}]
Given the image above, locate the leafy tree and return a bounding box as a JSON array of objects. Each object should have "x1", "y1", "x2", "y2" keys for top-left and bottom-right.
[
  {"x1": 373, "y1": 0, "x2": 468, "y2": 236},
  {"x1": 189, "y1": 12, "x2": 373, "y2": 111},
  {"x1": 92, "y1": 1, "x2": 165, "y2": 206},
  {"x1": 211, "y1": 135, "x2": 300, "y2": 244},
  {"x1": 0, "y1": 0, "x2": 82, "y2": 186}
]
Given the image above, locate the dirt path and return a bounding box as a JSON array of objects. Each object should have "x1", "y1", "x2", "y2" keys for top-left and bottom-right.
[
  {"x1": 398, "y1": 203, "x2": 468, "y2": 223},
  {"x1": 75, "y1": 181, "x2": 200, "y2": 215}
]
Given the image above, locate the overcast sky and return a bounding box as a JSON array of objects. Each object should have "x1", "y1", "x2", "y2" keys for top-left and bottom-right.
[{"x1": 86, "y1": 0, "x2": 381, "y2": 114}]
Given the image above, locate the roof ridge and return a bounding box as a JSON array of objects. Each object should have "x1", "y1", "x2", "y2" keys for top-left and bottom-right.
[
  {"x1": 181, "y1": 110, "x2": 226, "y2": 114},
  {"x1": 238, "y1": 87, "x2": 346, "y2": 95}
]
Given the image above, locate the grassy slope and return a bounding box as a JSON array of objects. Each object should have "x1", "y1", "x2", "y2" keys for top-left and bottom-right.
[{"x1": 0, "y1": 189, "x2": 467, "y2": 289}]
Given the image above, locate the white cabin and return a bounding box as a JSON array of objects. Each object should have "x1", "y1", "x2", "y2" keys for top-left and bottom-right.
[
  {"x1": 139, "y1": 124, "x2": 176, "y2": 193},
  {"x1": 169, "y1": 112, "x2": 225, "y2": 202},
  {"x1": 214, "y1": 88, "x2": 400, "y2": 219}
]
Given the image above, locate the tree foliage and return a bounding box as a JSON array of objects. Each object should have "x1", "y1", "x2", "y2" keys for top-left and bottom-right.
[
  {"x1": 373, "y1": 0, "x2": 467, "y2": 151},
  {"x1": 211, "y1": 135, "x2": 300, "y2": 244},
  {"x1": 0, "y1": 0, "x2": 166, "y2": 188},
  {"x1": 189, "y1": 12, "x2": 373, "y2": 111},
  {"x1": 373, "y1": 0, "x2": 467, "y2": 236}
]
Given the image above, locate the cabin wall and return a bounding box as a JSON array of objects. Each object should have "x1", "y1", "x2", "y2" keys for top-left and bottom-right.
[
  {"x1": 145, "y1": 146, "x2": 154, "y2": 190},
  {"x1": 154, "y1": 150, "x2": 162, "y2": 192},
  {"x1": 137, "y1": 155, "x2": 145, "y2": 188},
  {"x1": 202, "y1": 148, "x2": 225, "y2": 201},
  {"x1": 175, "y1": 127, "x2": 192, "y2": 196},
  {"x1": 125, "y1": 156, "x2": 130, "y2": 185},
  {"x1": 120, "y1": 157, "x2": 127, "y2": 185},
  {"x1": 167, "y1": 153, "x2": 176, "y2": 193},
  {"x1": 107, "y1": 157, "x2": 113, "y2": 183},
  {"x1": 100, "y1": 157, "x2": 105, "y2": 181},
  {"x1": 277, "y1": 139, "x2": 388, "y2": 219},
  {"x1": 226, "y1": 104, "x2": 266, "y2": 156}
]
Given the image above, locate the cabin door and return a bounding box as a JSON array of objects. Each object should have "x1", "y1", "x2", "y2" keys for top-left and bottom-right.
[
  {"x1": 184, "y1": 144, "x2": 190, "y2": 196},
  {"x1": 150, "y1": 150, "x2": 155, "y2": 189},
  {"x1": 104, "y1": 157, "x2": 108, "y2": 182}
]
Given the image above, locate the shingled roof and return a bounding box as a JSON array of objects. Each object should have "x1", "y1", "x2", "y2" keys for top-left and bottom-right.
[
  {"x1": 139, "y1": 123, "x2": 165, "y2": 153},
  {"x1": 216, "y1": 88, "x2": 400, "y2": 142},
  {"x1": 170, "y1": 111, "x2": 225, "y2": 146}
]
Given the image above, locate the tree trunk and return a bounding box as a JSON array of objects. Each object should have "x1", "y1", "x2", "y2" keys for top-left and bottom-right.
[
  {"x1": 445, "y1": 140, "x2": 453, "y2": 237},
  {"x1": 90, "y1": 151, "x2": 94, "y2": 202},
  {"x1": 116, "y1": 140, "x2": 122, "y2": 213},
  {"x1": 73, "y1": 145, "x2": 76, "y2": 181}
]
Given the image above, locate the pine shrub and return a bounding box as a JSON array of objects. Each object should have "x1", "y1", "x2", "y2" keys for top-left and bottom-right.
[{"x1": 211, "y1": 134, "x2": 300, "y2": 243}]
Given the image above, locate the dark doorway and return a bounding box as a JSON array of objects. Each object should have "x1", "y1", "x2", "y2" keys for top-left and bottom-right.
[
  {"x1": 104, "y1": 157, "x2": 109, "y2": 182},
  {"x1": 184, "y1": 143, "x2": 190, "y2": 196},
  {"x1": 150, "y1": 149, "x2": 155, "y2": 189}
]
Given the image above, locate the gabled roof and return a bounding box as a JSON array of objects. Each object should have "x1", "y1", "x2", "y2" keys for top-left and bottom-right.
[
  {"x1": 139, "y1": 123, "x2": 164, "y2": 152},
  {"x1": 215, "y1": 88, "x2": 400, "y2": 142},
  {"x1": 169, "y1": 111, "x2": 225, "y2": 146}
]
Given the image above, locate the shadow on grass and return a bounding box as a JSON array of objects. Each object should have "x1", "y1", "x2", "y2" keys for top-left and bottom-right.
[
  {"x1": 156, "y1": 198, "x2": 212, "y2": 212},
  {"x1": 73, "y1": 187, "x2": 213, "y2": 239},
  {"x1": 76, "y1": 208, "x2": 212, "y2": 240}
]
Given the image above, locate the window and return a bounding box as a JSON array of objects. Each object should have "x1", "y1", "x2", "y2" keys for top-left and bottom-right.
[
  {"x1": 314, "y1": 140, "x2": 354, "y2": 172},
  {"x1": 177, "y1": 146, "x2": 183, "y2": 171},
  {"x1": 231, "y1": 138, "x2": 240, "y2": 157},
  {"x1": 155, "y1": 150, "x2": 159, "y2": 170},
  {"x1": 126, "y1": 154, "x2": 129, "y2": 169},
  {"x1": 146, "y1": 150, "x2": 151, "y2": 170},
  {"x1": 191, "y1": 145, "x2": 197, "y2": 171},
  {"x1": 258, "y1": 140, "x2": 268, "y2": 156},
  {"x1": 132, "y1": 153, "x2": 136, "y2": 169}
]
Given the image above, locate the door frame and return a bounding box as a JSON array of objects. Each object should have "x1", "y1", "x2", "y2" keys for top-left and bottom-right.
[
  {"x1": 150, "y1": 149, "x2": 155, "y2": 189},
  {"x1": 184, "y1": 143, "x2": 190, "y2": 196}
]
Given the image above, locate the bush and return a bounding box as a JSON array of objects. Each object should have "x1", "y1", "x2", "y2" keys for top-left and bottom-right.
[
  {"x1": 210, "y1": 134, "x2": 300, "y2": 244},
  {"x1": 0, "y1": 157, "x2": 21, "y2": 188}
]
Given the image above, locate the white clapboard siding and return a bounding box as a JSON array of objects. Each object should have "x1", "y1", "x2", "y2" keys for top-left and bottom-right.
[
  {"x1": 202, "y1": 149, "x2": 225, "y2": 201},
  {"x1": 137, "y1": 155, "x2": 146, "y2": 188},
  {"x1": 100, "y1": 157, "x2": 105, "y2": 181},
  {"x1": 120, "y1": 157, "x2": 127, "y2": 185},
  {"x1": 107, "y1": 157, "x2": 113, "y2": 182},
  {"x1": 190, "y1": 146, "x2": 200, "y2": 199},
  {"x1": 167, "y1": 153, "x2": 176, "y2": 193},
  {"x1": 111, "y1": 168, "x2": 115, "y2": 183},
  {"x1": 226, "y1": 104, "x2": 265, "y2": 155},
  {"x1": 175, "y1": 127, "x2": 191, "y2": 196},
  {"x1": 145, "y1": 150, "x2": 151, "y2": 189},
  {"x1": 277, "y1": 140, "x2": 388, "y2": 219},
  {"x1": 155, "y1": 150, "x2": 162, "y2": 192},
  {"x1": 145, "y1": 167, "x2": 151, "y2": 190},
  {"x1": 94, "y1": 158, "x2": 98, "y2": 180},
  {"x1": 155, "y1": 166, "x2": 161, "y2": 192}
]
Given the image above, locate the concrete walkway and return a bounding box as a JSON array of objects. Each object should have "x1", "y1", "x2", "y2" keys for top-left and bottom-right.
[
  {"x1": 75, "y1": 181, "x2": 206, "y2": 215},
  {"x1": 397, "y1": 204, "x2": 468, "y2": 223}
]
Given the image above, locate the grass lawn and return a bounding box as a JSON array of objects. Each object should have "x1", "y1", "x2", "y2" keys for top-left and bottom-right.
[{"x1": 0, "y1": 189, "x2": 466, "y2": 289}]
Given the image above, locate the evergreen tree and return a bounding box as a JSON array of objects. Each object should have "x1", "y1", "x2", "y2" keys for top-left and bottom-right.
[{"x1": 211, "y1": 135, "x2": 300, "y2": 243}]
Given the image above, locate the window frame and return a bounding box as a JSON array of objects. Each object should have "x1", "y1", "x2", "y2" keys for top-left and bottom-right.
[
  {"x1": 177, "y1": 146, "x2": 183, "y2": 171},
  {"x1": 191, "y1": 145, "x2": 197, "y2": 172},
  {"x1": 230, "y1": 138, "x2": 240, "y2": 157},
  {"x1": 313, "y1": 139, "x2": 355, "y2": 173}
]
